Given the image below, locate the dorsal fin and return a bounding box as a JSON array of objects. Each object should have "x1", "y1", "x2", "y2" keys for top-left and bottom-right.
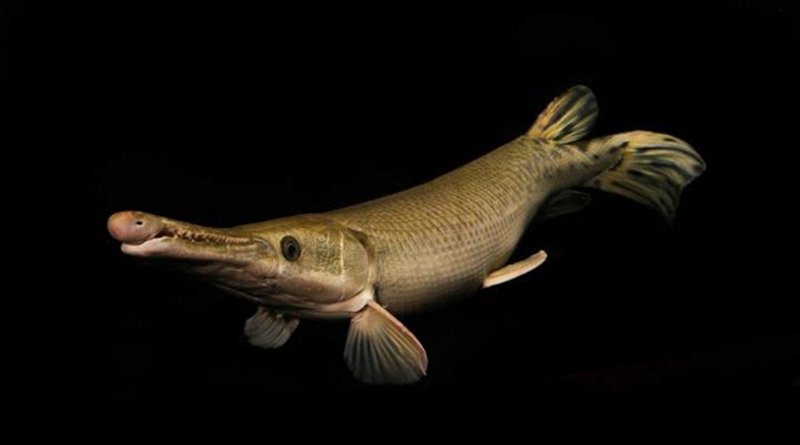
[{"x1": 527, "y1": 85, "x2": 598, "y2": 143}]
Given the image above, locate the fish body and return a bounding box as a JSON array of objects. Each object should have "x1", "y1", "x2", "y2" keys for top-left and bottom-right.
[
  {"x1": 108, "y1": 86, "x2": 704, "y2": 384},
  {"x1": 323, "y1": 133, "x2": 607, "y2": 314}
]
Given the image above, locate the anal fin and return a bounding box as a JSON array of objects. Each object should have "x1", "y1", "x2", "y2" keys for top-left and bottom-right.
[
  {"x1": 344, "y1": 300, "x2": 428, "y2": 385},
  {"x1": 539, "y1": 190, "x2": 591, "y2": 221},
  {"x1": 244, "y1": 307, "x2": 299, "y2": 349},
  {"x1": 483, "y1": 250, "x2": 547, "y2": 288}
]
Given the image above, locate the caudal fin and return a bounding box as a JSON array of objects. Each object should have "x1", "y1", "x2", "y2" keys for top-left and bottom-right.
[{"x1": 585, "y1": 131, "x2": 705, "y2": 221}]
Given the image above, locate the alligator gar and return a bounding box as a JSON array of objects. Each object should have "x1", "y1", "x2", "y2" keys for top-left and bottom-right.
[{"x1": 108, "y1": 86, "x2": 705, "y2": 384}]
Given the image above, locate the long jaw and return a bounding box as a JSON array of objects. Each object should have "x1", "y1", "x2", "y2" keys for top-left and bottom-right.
[{"x1": 107, "y1": 211, "x2": 272, "y2": 264}]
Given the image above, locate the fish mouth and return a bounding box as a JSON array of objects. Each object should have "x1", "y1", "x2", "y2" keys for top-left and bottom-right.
[{"x1": 107, "y1": 211, "x2": 271, "y2": 263}]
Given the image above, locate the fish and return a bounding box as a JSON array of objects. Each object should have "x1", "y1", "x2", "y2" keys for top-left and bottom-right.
[{"x1": 108, "y1": 85, "x2": 705, "y2": 384}]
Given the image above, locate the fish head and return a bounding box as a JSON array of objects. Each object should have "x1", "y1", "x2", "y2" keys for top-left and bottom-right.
[
  {"x1": 232, "y1": 215, "x2": 373, "y2": 306},
  {"x1": 108, "y1": 211, "x2": 372, "y2": 308}
]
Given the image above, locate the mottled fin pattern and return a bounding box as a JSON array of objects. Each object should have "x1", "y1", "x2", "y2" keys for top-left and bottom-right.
[
  {"x1": 244, "y1": 307, "x2": 299, "y2": 349},
  {"x1": 344, "y1": 301, "x2": 428, "y2": 385},
  {"x1": 587, "y1": 131, "x2": 705, "y2": 221},
  {"x1": 527, "y1": 85, "x2": 598, "y2": 143},
  {"x1": 483, "y1": 250, "x2": 548, "y2": 288}
]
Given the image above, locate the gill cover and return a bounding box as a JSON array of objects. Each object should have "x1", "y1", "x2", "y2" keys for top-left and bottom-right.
[{"x1": 248, "y1": 217, "x2": 373, "y2": 304}]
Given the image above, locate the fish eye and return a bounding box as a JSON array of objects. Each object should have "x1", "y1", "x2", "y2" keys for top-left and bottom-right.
[{"x1": 280, "y1": 236, "x2": 301, "y2": 261}]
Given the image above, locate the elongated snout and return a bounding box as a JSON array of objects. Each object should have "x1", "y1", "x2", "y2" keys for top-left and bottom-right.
[
  {"x1": 107, "y1": 210, "x2": 275, "y2": 267},
  {"x1": 108, "y1": 211, "x2": 164, "y2": 245}
]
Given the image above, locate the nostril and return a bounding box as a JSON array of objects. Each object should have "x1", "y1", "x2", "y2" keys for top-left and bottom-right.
[{"x1": 108, "y1": 212, "x2": 163, "y2": 244}]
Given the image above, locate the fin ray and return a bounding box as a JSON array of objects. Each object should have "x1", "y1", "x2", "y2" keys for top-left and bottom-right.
[
  {"x1": 483, "y1": 250, "x2": 548, "y2": 288},
  {"x1": 244, "y1": 307, "x2": 299, "y2": 349},
  {"x1": 585, "y1": 131, "x2": 705, "y2": 221},
  {"x1": 528, "y1": 85, "x2": 598, "y2": 143},
  {"x1": 539, "y1": 190, "x2": 592, "y2": 220},
  {"x1": 344, "y1": 300, "x2": 427, "y2": 385}
]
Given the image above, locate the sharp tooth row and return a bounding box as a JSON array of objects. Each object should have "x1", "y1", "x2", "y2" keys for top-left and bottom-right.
[{"x1": 161, "y1": 226, "x2": 252, "y2": 245}]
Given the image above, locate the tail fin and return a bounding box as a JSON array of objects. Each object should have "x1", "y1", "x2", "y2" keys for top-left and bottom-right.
[{"x1": 585, "y1": 131, "x2": 705, "y2": 221}]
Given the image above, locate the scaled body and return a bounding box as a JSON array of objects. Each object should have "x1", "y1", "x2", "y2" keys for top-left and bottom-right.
[{"x1": 109, "y1": 86, "x2": 704, "y2": 384}]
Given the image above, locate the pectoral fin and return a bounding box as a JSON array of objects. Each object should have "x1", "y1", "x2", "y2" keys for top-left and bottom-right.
[
  {"x1": 244, "y1": 307, "x2": 299, "y2": 349},
  {"x1": 344, "y1": 300, "x2": 428, "y2": 385},
  {"x1": 483, "y1": 250, "x2": 547, "y2": 288}
]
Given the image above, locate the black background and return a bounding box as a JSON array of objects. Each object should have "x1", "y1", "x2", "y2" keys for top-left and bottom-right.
[{"x1": 76, "y1": 3, "x2": 800, "y2": 393}]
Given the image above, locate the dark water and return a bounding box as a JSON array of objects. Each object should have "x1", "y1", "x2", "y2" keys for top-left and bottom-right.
[{"x1": 83, "y1": 4, "x2": 799, "y2": 394}]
